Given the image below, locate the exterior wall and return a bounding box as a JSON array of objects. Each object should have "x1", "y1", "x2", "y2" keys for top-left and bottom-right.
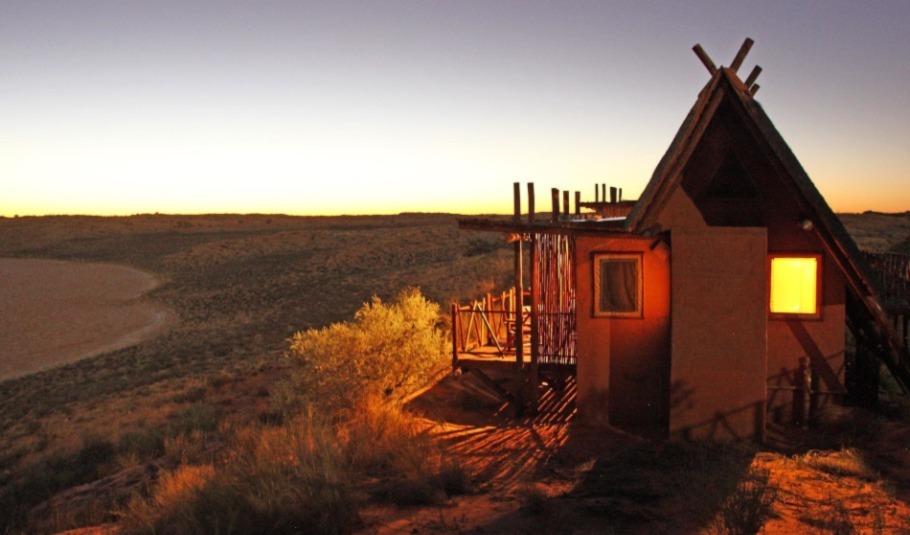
[
  {"x1": 575, "y1": 235, "x2": 670, "y2": 434},
  {"x1": 765, "y1": 225, "x2": 847, "y2": 424},
  {"x1": 669, "y1": 227, "x2": 768, "y2": 440},
  {"x1": 658, "y1": 97, "x2": 847, "y2": 432}
]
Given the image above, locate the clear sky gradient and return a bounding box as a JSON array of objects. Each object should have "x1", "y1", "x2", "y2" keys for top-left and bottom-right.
[{"x1": 2, "y1": 1, "x2": 908, "y2": 216}]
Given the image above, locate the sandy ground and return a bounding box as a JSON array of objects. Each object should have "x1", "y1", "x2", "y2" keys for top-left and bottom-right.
[{"x1": 0, "y1": 258, "x2": 173, "y2": 382}]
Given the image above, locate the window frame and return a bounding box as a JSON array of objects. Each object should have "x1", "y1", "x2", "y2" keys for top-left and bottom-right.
[
  {"x1": 767, "y1": 253, "x2": 823, "y2": 320},
  {"x1": 592, "y1": 252, "x2": 644, "y2": 319}
]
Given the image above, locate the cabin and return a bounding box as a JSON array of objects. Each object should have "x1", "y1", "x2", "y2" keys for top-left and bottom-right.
[{"x1": 452, "y1": 39, "x2": 910, "y2": 441}]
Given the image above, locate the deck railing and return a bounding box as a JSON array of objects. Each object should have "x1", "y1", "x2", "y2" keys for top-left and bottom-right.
[
  {"x1": 864, "y1": 251, "x2": 910, "y2": 311},
  {"x1": 451, "y1": 290, "x2": 577, "y2": 367},
  {"x1": 451, "y1": 290, "x2": 527, "y2": 361}
]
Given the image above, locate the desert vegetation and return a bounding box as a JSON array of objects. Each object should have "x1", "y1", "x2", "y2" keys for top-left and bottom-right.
[
  {"x1": 0, "y1": 213, "x2": 508, "y2": 533},
  {"x1": 121, "y1": 288, "x2": 466, "y2": 533},
  {"x1": 0, "y1": 211, "x2": 909, "y2": 533}
]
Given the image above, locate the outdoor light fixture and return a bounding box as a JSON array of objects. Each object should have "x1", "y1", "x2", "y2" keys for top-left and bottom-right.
[{"x1": 799, "y1": 218, "x2": 814, "y2": 231}]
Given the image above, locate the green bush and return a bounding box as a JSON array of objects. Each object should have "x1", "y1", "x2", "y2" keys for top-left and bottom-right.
[{"x1": 284, "y1": 288, "x2": 447, "y2": 414}]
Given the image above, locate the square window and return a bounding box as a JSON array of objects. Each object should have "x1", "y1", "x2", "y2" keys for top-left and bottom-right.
[
  {"x1": 769, "y1": 255, "x2": 821, "y2": 318},
  {"x1": 593, "y1": 253, "x2": 643, "y2": 318}
]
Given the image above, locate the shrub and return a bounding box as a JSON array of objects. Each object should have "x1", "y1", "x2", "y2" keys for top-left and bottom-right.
[
  {"x1": 125, "y1": 411, "x2": 358, "y2": 534},
  {"x1": 717, "y1": 467, "x2": 778, "y2": 535},
  {"x1": 284, "y1": 288, "x2": 447, "y2": 414}
]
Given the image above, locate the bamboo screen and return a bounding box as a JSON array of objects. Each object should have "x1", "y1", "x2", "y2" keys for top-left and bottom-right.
[{"x1": 534, "y1": 233, "x2": 577, "y2": 365}]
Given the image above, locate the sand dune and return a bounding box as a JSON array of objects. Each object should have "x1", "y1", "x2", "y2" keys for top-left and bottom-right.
[{"x1": 0, "y1": 258, "x2": 173, "y2": 382}]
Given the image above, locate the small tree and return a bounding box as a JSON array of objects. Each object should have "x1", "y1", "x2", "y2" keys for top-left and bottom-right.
[{"x1": 285, "y1": 288, "x2": 447, "y2": 414}]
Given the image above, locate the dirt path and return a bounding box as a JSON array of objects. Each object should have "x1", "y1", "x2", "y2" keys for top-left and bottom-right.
[{"x1": 0, "y1": 258, "x2": 173, "y2": 382}]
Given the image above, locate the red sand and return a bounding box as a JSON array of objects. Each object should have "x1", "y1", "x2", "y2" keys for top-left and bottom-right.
[{"x1": 0, "y1": 258, "x2": 172, "y2": 382}]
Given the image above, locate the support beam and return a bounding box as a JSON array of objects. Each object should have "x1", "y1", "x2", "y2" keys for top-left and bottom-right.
[
  {"x1": 562, "y1": 190, "x2": 569, "y2": 217},
  {"x1": 575, "y1": 191, "x2": 581, "y2": 215}
]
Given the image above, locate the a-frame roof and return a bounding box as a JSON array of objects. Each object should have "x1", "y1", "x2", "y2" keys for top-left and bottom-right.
[
  {"x1": 624, "y1": 65, "x2": 877, "y2": 301},
  {"x1": 624, "y1": 58, "x2": 910, "y2": 391}
]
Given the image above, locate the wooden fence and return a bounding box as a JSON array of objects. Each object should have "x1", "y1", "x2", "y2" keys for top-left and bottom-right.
[{"x1": 864, "y1": 251, "x2": 910, "y2": 310}]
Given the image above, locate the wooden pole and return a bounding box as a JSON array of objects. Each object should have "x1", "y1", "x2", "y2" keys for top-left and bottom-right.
[
  {"x1": 514, "y1": 184, "x2": 524, "y2": 368},
  {"x1": 562, "y1": 190, "x2": 569, "y2": 217},
  {"x1": 619, "y1": 188, "x2": 623, "y2": 203},
  {"x1": 610, "y1": 186, "x2": 617, "y2": 204},
  {"x1": 513, "y1": 182, "x2": 521, "y2": 223},
  {"x1": 529, "y1": 231, "x2": 540, "y2": 413},
  {"x1": 594, "y1": 183, "x2": 599, "y2": 203},
  {"x1": 574, "y1": 191, "x2": 581, "y2": 215},
  {"x1": 527, "y1": 182, "x2": 536, "y2": 224},
  {"x1": 551, "y1": 188, "x2": 560, "y2": 223},
  {"x1": 692, "y1": 43, "x2": 717, "y2": 75},
  {"x1": 451, "y1": 303, "x2": 459, "y2": 368},
  {"x1": 744, "y1": 65, "x2": 762, "y2": 88},
  {"x1": 729, "y1": 37, "x2": 754, "y2": 74},
  {"x1": 601, "y1": 184, "x2": 606, "y2": 203}
]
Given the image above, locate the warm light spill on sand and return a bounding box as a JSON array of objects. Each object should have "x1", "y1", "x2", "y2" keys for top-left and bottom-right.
[{"x1": 0, "y1": 258, "x2": 173, "y2": 382}]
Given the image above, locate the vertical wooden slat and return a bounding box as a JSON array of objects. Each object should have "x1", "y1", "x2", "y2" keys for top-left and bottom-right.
[
  {"x1": 562, "y1": 190, "x2": 569, "y2": 217},
  {"x1": 575, "y1": 191, "x2": 581, "y2": 215},
  {"x1": 610, "y1": 186, "x2": 617, "y2": 204}
]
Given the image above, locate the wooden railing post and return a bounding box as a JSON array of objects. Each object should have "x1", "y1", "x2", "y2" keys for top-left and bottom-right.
[
  {"x1": 514, "y1": 183, "x2": 524, "y2": 368},
  {"x1": 451, "y1": 303, "x2": 459, "y2": 368}
]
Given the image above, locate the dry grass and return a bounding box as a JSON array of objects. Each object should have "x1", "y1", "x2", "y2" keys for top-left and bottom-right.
[
  {"x1": 1, "y1": 211, "x2": 908, "y2": 533},
  {"x1": 0, "y1": 213, "x2": 508, "y2": 533},
  {"x1": 839, "y1": 211, "x2": 910, "y2": 252}
]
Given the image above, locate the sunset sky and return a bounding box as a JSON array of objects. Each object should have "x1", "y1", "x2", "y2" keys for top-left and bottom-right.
[{"x1": 2, "y1": 1, "x2": 908, "y2": 216}]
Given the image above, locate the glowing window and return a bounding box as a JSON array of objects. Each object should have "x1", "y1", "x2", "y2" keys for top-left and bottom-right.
[
  {"x1": 769, "y1": 255, "x2": 820, "y2": 317},
  {"x1": 593, "y1": 253, "x2": 643, "y2": 318}
]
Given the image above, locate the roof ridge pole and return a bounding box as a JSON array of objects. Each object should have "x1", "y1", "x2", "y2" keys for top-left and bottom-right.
[
  {"x1": 692, "y1": 43, "x2": 717, "y2": 75},
  {"x1": 729, "y1": 37, "x2": 754, "y2": 73}
]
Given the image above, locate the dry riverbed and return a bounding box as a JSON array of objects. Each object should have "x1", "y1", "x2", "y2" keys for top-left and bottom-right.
[{"x1": 0, "y1": 258, "x2": 172, "y2": 382}]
